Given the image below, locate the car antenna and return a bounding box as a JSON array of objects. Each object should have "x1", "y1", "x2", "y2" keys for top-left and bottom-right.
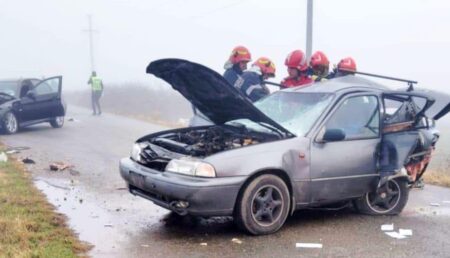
[{"x1": 339, "y1": 69, "x2": 418, "y2": 91}]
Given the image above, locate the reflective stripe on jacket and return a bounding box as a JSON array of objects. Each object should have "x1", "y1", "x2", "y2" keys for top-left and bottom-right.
[{"x1": 90, "y1": 76, "x2": 102, "y2": 91}]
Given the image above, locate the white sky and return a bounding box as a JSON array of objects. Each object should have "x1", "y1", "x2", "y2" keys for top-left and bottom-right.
[{"x1": 1, "y1": 0, "x2": 450, "y2": 93}]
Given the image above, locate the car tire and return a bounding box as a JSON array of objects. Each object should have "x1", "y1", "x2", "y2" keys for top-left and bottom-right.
[
  {"x1": 353, "y1": 178, "x2": 409, "y2": 215},
  {"x1": 235, "y1": 174, "x2": 290, "y2": 235},
  {"x1": 50, "y1": 116, "x2": 64, "y2": 128},
  {"x1": 2, "y1": 112, "x2": 19, "y2": 134}
]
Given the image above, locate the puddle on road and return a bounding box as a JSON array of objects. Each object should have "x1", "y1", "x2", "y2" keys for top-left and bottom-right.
[{"x1": 34, "y1": 178, "x2": 128, "y2": 255}]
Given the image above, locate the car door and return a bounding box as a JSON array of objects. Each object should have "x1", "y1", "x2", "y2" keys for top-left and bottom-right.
[
  {"x1": 19, "y1": 76, "x2": 63, "y2": 122},
  {"x1": 309, "y1": 93, "x2": 381, "y2": 203}
]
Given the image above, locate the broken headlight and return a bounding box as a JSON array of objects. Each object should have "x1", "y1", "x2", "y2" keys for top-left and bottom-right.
[{"x1": 165, "y1": 158, "x2": 216, "y2": 178}]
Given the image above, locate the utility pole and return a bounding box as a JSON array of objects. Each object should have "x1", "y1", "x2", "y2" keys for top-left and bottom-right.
[
  {"x1": 83, "y1": 15, "x2": 98, "y2": 72},
  {"x1": 305, "y1": 0, "x2": 313, "y2": 60}
]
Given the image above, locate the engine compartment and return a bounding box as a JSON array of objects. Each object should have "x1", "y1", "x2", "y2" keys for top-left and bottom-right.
[{"x1": 137, "y1": 125, "x2": 280, "y2": 170}]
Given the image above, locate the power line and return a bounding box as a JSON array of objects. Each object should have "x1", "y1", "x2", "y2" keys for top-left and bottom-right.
[{"x1": 82, "y1": 14, "x2": 99, "y2": 72}]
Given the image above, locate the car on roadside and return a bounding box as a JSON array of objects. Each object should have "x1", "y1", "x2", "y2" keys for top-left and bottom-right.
[
  {"x1": 120, "y1": 59, "x2": 450, "y2": 235},
  {"x1": 0, "y1": 76, "x2": 66, "y2": 134}
]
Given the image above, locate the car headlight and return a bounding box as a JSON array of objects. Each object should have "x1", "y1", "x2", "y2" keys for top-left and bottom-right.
[
  {"x1": 131, "y1": 142, "x2": 147, "y2": 163},
  {"x1": 165, "y1": 158, "x2": 216, "y2": 178}
]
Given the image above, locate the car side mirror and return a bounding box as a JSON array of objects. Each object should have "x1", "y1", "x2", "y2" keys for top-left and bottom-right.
[
  {"x1": 321, "y1": 128, "x2": 346, "y2": 142},
  {"x1": 26, "y1": 91, "x2": 36, "y2": 100}
]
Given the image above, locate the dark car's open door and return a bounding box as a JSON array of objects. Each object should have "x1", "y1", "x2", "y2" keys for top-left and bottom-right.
[{"x1": 19, "y1": 76, "x2": 64, "y2": 122}]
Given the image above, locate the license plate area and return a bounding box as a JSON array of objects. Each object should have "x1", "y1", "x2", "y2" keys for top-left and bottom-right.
[{"x1": 129, "y1": 171, "x2": 146, "y2": 189}]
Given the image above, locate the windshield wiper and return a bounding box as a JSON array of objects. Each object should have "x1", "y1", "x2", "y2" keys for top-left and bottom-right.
[{"x1": 256, "y1": 122, "x2": 286, "y2": 138}]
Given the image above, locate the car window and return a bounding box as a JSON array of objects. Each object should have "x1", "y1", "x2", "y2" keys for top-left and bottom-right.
[
  {"x1": 32, "y1": 78, "x2": 59, "y2": 96},
  {"x1": 325, "y1": 95, "x2": 379, "y2": 140}
]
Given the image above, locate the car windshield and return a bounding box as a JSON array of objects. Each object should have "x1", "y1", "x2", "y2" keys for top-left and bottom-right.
[
  {"x1": 0, "y1": 81, "x2": 18, "y2": 98},
  {"x1": 254, "y1": 91, "x2": 334, "y2": 136}
]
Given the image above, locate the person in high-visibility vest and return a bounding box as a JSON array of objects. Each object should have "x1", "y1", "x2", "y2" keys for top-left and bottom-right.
[{"x1": 87, "y1": 71, "x2": 104, "y2": 115}]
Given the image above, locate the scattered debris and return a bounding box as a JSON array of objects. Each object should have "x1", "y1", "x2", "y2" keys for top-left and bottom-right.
[
  {"x1": 399, "y1": 229, "x2": 413, "y2": 236},
  {"x1": 104, "y1": 224, "x2": 113, "y2": 227},
  {"x1": 381, "y1": 224, "x2": 394, "y2": 231},
  {"x1": 0, "y1": 152, "x2": 8, "y2": 162},
  {"x1": 69, "y1": 169, "x2": 80, "y2": 176},
  {"x1": 384, "y1": 231, "x2": 407, "y2": 239},
  {"x1": 79, "y1": 198, "x2": 83, "y2": 204},
  {"x1": 49, "y1": 161, "x2": 73, "y2": 171},
  {"x1": 231, "y1": 238, "x2": 242, "y2": 244},
  {"x1": 67, "y1": 117, "x2": 80, "y2": 122},
  {"x1": 22, "y1": 158, "x2": 35, "y2": 164},
  {"x1": 5, "y1": 146, "x2": 30, "y2": 154},
  {"x1": 141, "y1": 244, "x2": 149, "y2": 248},
  {"x1": 295, "y1": 243, "x2": 323, "y2": 249},
  {"x1": 116, "y1": 187, "x2": 127, "y2": 191},
  {"x1": 443, "y1": 201, "x2": 450, "y2": 204},
  {"x1": 200, "y1": 243, "x2": 208, "y2": 246},
  {"x1": 430, "y1": 203, "x2": 441, "y2": 207}
]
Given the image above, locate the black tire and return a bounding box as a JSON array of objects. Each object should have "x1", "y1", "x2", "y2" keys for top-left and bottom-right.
[
  {"x1": 235, "y1": 174, "x2": 290, "y2": 235},
  {"x1": 353, "y1": 178, "x2": 409, "y2": 215},
  {"x1": 50, "y1": 116, "x2": 64, "y2": 128},
  {"x1": 2, "y1": 112, "x2": 19, "y2": 134}
]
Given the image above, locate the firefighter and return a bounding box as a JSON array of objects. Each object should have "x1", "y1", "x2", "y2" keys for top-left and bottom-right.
[
  {"x1": 87, "y1": 71, "x2": 104, "y2": 115},
  {"x1": 309, "y1": 51, "x2": 330, "y2": 82},
  {"x1": 237, "y1": 57, "x2": 276, "y2": 102},
  {"x1": 280, "y1": 50, "x2": 312, "y2": 88},
  {"x1": 328, "y1": 57, "x2": 357, "y2": 79},
  {"x1": 223, "y1": 45, "x2": 252, "y2": 88}
]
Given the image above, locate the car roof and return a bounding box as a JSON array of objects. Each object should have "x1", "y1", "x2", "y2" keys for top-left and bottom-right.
[
  {"x1": 0, "y1": 78, "x2": 40, "y2": 83},
  {"x1": 283, "y1": 75, "x2": 391, "y2": 95}
]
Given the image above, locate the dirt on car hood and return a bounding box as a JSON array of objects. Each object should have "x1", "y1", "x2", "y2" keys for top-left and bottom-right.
[{"x1": 146, "y1": 58, "x2": 293, "y2": 136}]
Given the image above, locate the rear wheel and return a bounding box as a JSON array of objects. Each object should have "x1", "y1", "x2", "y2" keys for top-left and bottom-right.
[
  {"x1": 354, "y1": 178, "x2": 409, "y2": 215},
  {"x1": 2, "y1": 112, "x2": 19, "y2": 134},
  {"x1": 235, "y1": 174, "x2": 290, "y2": 235},
  {"x1": 50, "y1": 116, "x2": 64, "y2": 128}
]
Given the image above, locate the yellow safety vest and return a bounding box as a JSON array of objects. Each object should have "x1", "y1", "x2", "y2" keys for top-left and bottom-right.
[{"x1": 91, "y1": 76, "x2": 102, "y2": 91}]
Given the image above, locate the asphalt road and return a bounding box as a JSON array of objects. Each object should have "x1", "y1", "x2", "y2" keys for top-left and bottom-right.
[{"x1": 2, "y1": 106, "x2": 450, "y2": 258}]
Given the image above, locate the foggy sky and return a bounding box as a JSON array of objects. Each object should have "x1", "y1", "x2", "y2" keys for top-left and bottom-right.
[{"x1": 1, "y1": 0, "x2": 450, "y2": 93}]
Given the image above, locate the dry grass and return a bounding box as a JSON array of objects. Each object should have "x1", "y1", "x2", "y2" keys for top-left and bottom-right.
[
  {"x1": 423, "y1": 169, "x2": 450, "y2": 188},
  {"x1": 0, "y1": 157, "x2": 90, "y2": 257}
]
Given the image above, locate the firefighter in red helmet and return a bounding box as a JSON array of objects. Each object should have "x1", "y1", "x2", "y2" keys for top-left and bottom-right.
[
  {"x1": 309, "y1": 51, "x2": 330, "y2": 82},
  {"x1": 281, "y1": 50, "x2": 312, "y2": 88},
  {"x1": 223, "y1": 45, "x2": 252, "y2": 88},
  {"x1": 236, "y1": 57, "x2": 276, "y2": 102},
  {"x1": 329, "y1": 57, "x2": 357, "y2": 79}
]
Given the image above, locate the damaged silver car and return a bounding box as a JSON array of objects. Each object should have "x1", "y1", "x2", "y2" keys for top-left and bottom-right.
[{"x1": 120, "y1": 59, "x2": 450, "y2": 235}]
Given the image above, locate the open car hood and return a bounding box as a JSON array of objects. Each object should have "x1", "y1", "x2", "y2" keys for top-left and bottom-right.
[{"x1": 146, "y1": 59, "x2": 293, "y2": 136}]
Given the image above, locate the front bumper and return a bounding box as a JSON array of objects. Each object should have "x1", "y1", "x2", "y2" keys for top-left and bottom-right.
[{"x1": 119, "y1": 158, "x2": 246, "y2": 216}]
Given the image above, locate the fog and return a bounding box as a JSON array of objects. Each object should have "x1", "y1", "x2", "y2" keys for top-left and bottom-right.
[{"x1": 1, "y1": 0, "x2": 450, "y2": 94}]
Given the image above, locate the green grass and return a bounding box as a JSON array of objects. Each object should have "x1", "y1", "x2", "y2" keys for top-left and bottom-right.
[{"x1": 0, "y1": 158, "x2": 90, "y2": 258}]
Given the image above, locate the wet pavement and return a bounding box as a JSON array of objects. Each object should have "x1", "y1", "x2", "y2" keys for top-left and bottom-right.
[{"x1": 2, "y1": 106, "x2": 450, "y2": 257}]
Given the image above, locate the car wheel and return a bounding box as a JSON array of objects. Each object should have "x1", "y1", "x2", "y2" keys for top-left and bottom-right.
[
  {"x1": 2, "y1": 112, "x2": 19, "y2": 134},
  {"x1": 235, "y1": 174, "x2": 290, "y2": 235},
  {"x1": 50, "y1": 116, "x2": 64, "y2": 128},
  {"x1": 354, "y1": 178, "x2": 409, "y2": 215}
]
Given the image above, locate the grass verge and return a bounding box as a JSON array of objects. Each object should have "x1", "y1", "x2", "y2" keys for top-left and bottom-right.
[
  {"x1": 0, "y1": 157, "x2": 90, "y2": 257},
  {"x1": 423, "y1": 169, "x2": 450, "y2": 188}
]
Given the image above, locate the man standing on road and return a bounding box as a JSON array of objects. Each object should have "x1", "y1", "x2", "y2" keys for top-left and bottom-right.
[{"x1": 88, "y1": 71, "x2": 103, "y2": 115}]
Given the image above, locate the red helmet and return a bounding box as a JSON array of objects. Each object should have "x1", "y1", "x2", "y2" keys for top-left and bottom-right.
[
  {"x1": 253, "y1": 57, "x2": 276, "y2": 77},
  {"x1": 229, "y1": 45, "x2": 252, "y2": 64},
  {"x1": 310, "y1": 51, "x2": 330, "y2": 68},
  {"x1": 337, "y1": 57, "x2": 357, "y2": 72},
  {"x1": 285, "y1": 50, "x2": 308, "y2": 71}
]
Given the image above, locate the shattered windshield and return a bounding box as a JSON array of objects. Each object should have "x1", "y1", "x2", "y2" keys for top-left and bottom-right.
[
  {"x1": 254, "y1": 92, "x2": 334, "y2": 136},
  {"x1": 0, "y1": 81, "x2": 18, "y2": 98}
]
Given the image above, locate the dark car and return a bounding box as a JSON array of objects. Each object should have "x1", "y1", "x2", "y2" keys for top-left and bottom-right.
[
  {"x1": 120, "y1": 59, "x2": 450, "y2": 235},
  {"x1": 0, "y1": 76, "x2": 66, "y2": 134}
]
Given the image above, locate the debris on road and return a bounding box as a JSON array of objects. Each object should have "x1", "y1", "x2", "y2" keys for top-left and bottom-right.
[
  {"x1": 295, "y1": 243, "x2": 323, "y2": 248},
  {"x1": 104, "y1": 224, "x2": 113, "y2": 227},
  {"x1": 0, "y1": 152, "x2": 8, "y2": 162},
  {"x1": 384, "y1": 231, "x2": 407, "y2": 239},
  {"x1": 399, "y1": 229, "x2": 413, "y2": 236},
  {"x1": 69, "y1": 169, "x2": 80, "y2": 176},
  {"x1": 231, "y1": 238, "x2": 242, "y2": 244},
  {"x1": 430, "y1": 203, "x2": 441, "y2": 207},
  {"x1": 141, "y1": 244, "x2": 149, "y2": 248},
  {"x1": 443, "y1": 201, "x2": 450, "y2": 204},
  {"x1": 116, "y1": 187, "x2": 127, "y2": 191},
  {"x1": 200, "y1": 243, "x2": 208, "y2": 246},
  {"x1": 50, "y1": 161, "x2": 73, "y2": 171},
  {"x1": 381, "y1": 224, "x2": 394, "y2": 231},
  {"x1": 5, "y1": 146, "x2": 30, "y2": 154},
  {"x1": 22, "y1": 157, "x2": 35, "y2": 164},
  {"x1": 67, "y1": 117, "x2": 80, "y2": 122}
]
